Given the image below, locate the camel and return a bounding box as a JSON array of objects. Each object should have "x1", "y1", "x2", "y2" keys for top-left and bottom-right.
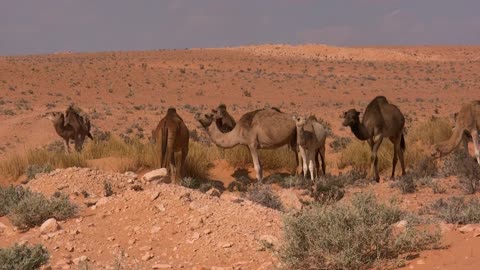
[
  {"x1": 152, "y1": 108, "x2": 189, "y2": 183},
  {"x1": 292, "y1": 115, "x2": 327, "y2": 180},
  {"x1": 212, "y1": 104, "x2": 236, "y2": 133},
  {"x1": 433, "y1": 101, "x2": 480, "y2": 164},
  {"x1": 45, "y1": 105, "x2": 93, "y2": 153},
  {"x1": 64, "y1": 105, "x2": 93, "y2": 151},
  {"x1": 196, "y1": 108, "x2": 297, "y2": 181},
  {"x1": 342, "y1": 96, "x2": 406, "y2": 182},
  {"x1": 45, "y1": 112, "x2": 77, "y2": 153}
]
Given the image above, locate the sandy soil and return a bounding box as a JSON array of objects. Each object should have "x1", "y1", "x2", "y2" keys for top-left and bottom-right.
[{"x1": 1, "y1": 44, "x2": 480, "y2": 269}]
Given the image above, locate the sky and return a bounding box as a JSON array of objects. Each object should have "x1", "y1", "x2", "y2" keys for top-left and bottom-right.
[{"x1": 1, "y1": 0, "x2": 480, "y2": 55}]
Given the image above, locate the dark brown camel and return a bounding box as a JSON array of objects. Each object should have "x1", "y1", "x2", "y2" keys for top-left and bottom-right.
[{"x1": 342, "y1": 96, "x2": 406, "y2": 182}]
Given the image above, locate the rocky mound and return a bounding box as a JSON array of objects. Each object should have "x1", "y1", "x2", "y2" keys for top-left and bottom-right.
[{"x1": 1, "y1": 168, "x2": 282, "y2": 269}]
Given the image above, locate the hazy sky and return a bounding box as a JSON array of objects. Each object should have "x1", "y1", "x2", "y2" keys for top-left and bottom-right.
[{"x1": 2, "y1": 0, "x2": 480, "y2": 55}]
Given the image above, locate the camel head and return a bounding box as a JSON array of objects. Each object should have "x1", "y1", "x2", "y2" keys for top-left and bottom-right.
[
  {"x1": 195, "y1": 112, "x2": 214, "y2": 128},
  {"x1": 342, "y1": 109, "x2": 361, "y2": 127},
  {"x1": 211, "y1": 104, "x2": 227, "y2": 120},
  {"x1": 292, "y1": 115, "x2": 307, "y2": 127},
  {"x1": 44, "y1": 111, "x2": 64, "y2": 124}
]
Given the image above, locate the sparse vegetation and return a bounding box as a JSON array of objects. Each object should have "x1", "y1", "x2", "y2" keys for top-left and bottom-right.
[
  {"x1": 246, "y1": 183, "x2": 283, "y2": 211},
  {"x1": 0, "y1": 244, "x2": 49, "y2": 270},
  {"x1": 25, "y1": 164, "x2": 53, "y2": 181},
  {"x1": 281, "y1": 193, "x2": 440, "y2": 269},
  {"x1": 423, "y1": 197, "x2": 480, "y2": 224},
  {"x1": 0, "y1": 186, "x2": 77, "y2": 230}
]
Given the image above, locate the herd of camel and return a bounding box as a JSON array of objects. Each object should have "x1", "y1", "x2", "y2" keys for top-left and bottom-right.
[{"x1": 44, "y1": 96, "x2": 480, "y2": 184}]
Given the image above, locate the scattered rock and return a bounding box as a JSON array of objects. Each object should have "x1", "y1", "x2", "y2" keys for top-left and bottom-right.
[
  {"x1": 0, "y1": 222, "x2": 7, "y2": 233},
  {"x1": 417, "y1": 259, "x2": 426, "y2": 265},
  {"x1": 125, "y1": 171, "x2": 138, "y2": 182},
  {"x1": 142, "y1": 169, "x2": 168, "y2": 182},
  {"x1": 96, "y1": 197, "x2": 110, "y2": 206},
  {"x1": 141, "y1": 252, "x2": 154, "y2": 261},
  {"x1": 155, "y1": 204, "x2": 166, "y2": 212},
  {"x1": 72, "y1": 255, "x2": 88, "y2": 265},
  {"x1": 152, "y1": 264, "x2": 172, "y2": 269},
  {"x1": 40, "y1": 218, "x2": 60, "y2": 234},
  {"x1": 259, "y1": 234, "x2": 279, "y2": 247},
  {"x1": 150, "y1": 191, "x2": 160, "y2": 201},
  {"x1": 206, "y1": 188, "x2": 221, "y2": 197},
  {"x1": 458, "y1": 224, "x2": 480, "y2": 234},
  {"x1": 220, "y1": 242, "x2": 233, "y2": 248},
  {"x1": 394, "y1": 220, "x2": 408, "y2": 229}
]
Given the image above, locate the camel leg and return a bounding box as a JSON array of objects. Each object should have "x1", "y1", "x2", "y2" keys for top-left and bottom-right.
[
  {"x1": 249, "y1": 145, "x2": 263, "y2": 181},
  {"x1": 371, "y1": 135, "x2": 383, "y2": 182},
  {"x1": 299, "y1": 146, "x2": 308, "y2": 179},
  {"x1": 319, "y1": 146, "x2": 326, "y2": 175},
  {"x1": 315, "y1": 149, "x2": 320, "y2": 176},
  {"x1": 64, "y1": 139, "x2": 70, "y2": 153},
  {"x1": 180, "y1": 144, "x2": 189, "y2": 179},
  {"x1": 398, "y1": 139, "x2": 406, "y2": 176},
  {"x1": 308, "y1": 152, "x2": 316, "y2": 181},
  {"x1": 295, "y1": 148, "x2": 303, "y2": 176},
  {"x1": 462, "y1": 133, "x2": 470, "y2": 157},
  {"x1": 170, "y1": 152, "x2": 177, "y2": 184},
  {"x1": 390, "y1": 137, "x2": 398, "y2": 180},
  {"x1": 471, "y1": 129, "x2": 480, "y2": 165}
]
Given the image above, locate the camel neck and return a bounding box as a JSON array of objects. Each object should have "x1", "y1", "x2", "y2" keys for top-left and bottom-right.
[
  {"x1": 206, "y1": 122, "x2": 240, "y2": 148},
  {"x1": 53, "y1": 118, "x2": 68, "y2": 137},
  {"x1": 350, "y1": 122, "x2": 370, "y2": 141},
  {"x1": 296, "y1": 126, "x2": 306, "y2": 146}
]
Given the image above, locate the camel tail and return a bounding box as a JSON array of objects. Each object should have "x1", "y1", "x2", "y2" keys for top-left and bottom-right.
[
  {"x1": 436, "y1": 127, "x2": 464, "y2": 157},
  {"x1": 160, "y1": 123, "x2": 168, "y2": 168},
  {"x1": 400, "y1": 134, "x2": 406, "y2": 151}
]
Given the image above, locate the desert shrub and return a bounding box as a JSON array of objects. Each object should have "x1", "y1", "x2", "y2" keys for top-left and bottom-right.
[
  {"x1": 442, "y1": 149, "x2": 480, "y2": 194},
  {"x1": 246, "y1": 183, "x2": 283, "y2": 211},
  {"x1": 312, "y1": 176, "x2": 345, "y2": 204},
  {"x1": 25, "y1": 164, "x2": 53, "y2": 181},
  {"x1": 0, "y1": 153, "x2": 27, "y2": 180},
  {"x1": 0, "y1": 244, "x2": 49, "y2": 270},
  {"x1": 103, "y1": 181, "x2": 113, "y2": 197},
  {"x1": 423, "y1": 197, "x2": 480, "y2": 224},
  {"x1": 281, "y1": 193, "x2": 440, "y2": 270},
  {"x1": 278, "y1": 175, "x2": 312, "y2": 189},
  {"x1": 329, "y1": 136, "x2": 352, "y2": 152},
  {"x1": 181, "y1": 177, "x2": 201, "y2": 189},
  {"x1": 391, "y1": 174, "x2": 416, "y2": 194},
  {"x1": 0, "y1": 185, "x2": 32, "y2": 216},
  {"x1": 6, "y1": 188, "x2": 77, "y2": 230},
  {"x1": 408, "y1": 117, "x2": 452, "y2": 146}
]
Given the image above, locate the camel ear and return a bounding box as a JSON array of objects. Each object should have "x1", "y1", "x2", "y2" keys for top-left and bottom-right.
[
  {"x1": 355, "y1": 111, "x2": 361, "y2": 117},
  {"x1": 292, "y1": 115, "x2": 297, "y2": 121},
  {"x1": 343, "y1": 111, "x2": 347, "y2": 117}
]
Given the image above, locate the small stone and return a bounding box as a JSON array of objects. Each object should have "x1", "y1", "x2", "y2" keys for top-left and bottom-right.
[
  {"x1": 65, "y1": 243, "x2": 74, "y2": 252},
  {"x1": 417, "y1": 259, "x2": 426, "y2": 265},
  {"x1": 220, "y1": 242, "x2": 233, "y2": 248},
  {"x1": 0, "y1": 222, "x2": 7, "y2": 233},
  {"x1": 139, "y1": 246, "x2": 152, "y2": 251},
  {"x1": 40, "y1": 218, "x2": 60, "y2": 234},
  {"x1": 72, "y1": 255, "x2": 88, "y2": 265},
  {"x1": 206, "y1": 188, "x2": 221, "y2": 197},
  {"x1": 142, "y1": 169, "x2": 168, "y2": 182},
  {"x1": 394, "y1": 220, "x2": 408, "y2": 228},
  {"x1": 141, "y1": 252, "x2": 154, "y2": 261},
  {"x1": 150, "y1": 191, "x2": 160, "y2": 201},
  {"x1": 155, "y1": 204, "x2": 166, "y2": 212},
  {"x1": 128, "y1": 239, "x2": 137, "y2": 245},
  {"x1": 96, "y1": 197, "x2": 110, "y2": 206},
  {"x1": 259, "y1": 235, "x2": 278, "y2": 247},
  {"x1": 151, "y1": 226, "x2": 162, "y2": 234},
  {"x1": 152, "y1": 264, "x2": 172, "y2": 269},
  {"x1": 107, "y1": 237, "x2": 115, "y2": 241},
  {"x1": 203, "y1": 229, "x2": 212, "y2": 235},
  {"x1": 459, "y1": 224, "x2": 480, "y2": 233}
]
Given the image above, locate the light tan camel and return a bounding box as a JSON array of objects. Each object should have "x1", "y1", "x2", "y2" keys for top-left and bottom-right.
[
  {"x1": 433, "y1": 100, "x2": 480, "y2": 164},
  {"x1": 196, "y1": 108, "x2": 297, "y2": 181},
  {"x1": 45, "y1": 112, "x2": 77, "y2": 153},
  {"x1": 342, "y1": 96, "x2": 406, "y2": 182},
  {"x1": 212, "y1": 104, "x2": 236, "y2": 133},
  {"x1": 293, "y1": 115, "x2": 327, "y2": 180},
  {"x1": 152, "y1": 108, "x2": 189, "y2": 183}
]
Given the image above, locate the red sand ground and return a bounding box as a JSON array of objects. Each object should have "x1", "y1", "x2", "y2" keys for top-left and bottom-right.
[{"x1": 1, "y1": 44, "x2": 480, "y2": 269}]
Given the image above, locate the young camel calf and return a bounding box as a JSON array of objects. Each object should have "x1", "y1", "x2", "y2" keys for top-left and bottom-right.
[{"x1": 292, "y1": 115, "x2": 327, "y2": 180}]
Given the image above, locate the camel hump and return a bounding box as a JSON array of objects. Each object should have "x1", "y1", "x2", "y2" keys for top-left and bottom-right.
[
  {"x1": 65, "y1": 104, "x2": 91, "y2": 131},
  {"x1": 372, "y1": 96, "x2": 389, "y2": 104},
  {"x1": 238, "y1": 109, "x2": 263, "y2": 129}
]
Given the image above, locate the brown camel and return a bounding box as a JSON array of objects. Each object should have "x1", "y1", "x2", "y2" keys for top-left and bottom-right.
[
  {"x1": 196, "y1": 108, "x2": 297, "y2": 181},
  {"x1": 293, "y1": 115, "x2": 327, "y2": 180},
  {"x1": 433, "y1": 101, "x2": 480, "y2": 164},
  {"x1": 342, "y1": 96, "x2": 406, "y2": 182},
  {"x1": 212, "y1": 104, "x2": 236, "y2": 133},
  {"x1": 45, "y1": 111, "x2": 77, "y2": 153},
  {"x1": 45, "y1": 105, "x2": 93, "y2": 153},
  {"x1": 152, "y1": 108, "x2": 189, "y2": 183},
  {"x1": 65, "y1": 105, "x2": 93, "y2": 151}
]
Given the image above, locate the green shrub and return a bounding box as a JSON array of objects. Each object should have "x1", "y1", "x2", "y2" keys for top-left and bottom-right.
[
  {"x1": 5, "y1": 187, "x2": 77, "y2": 230},
  {"x1": 424, "y1": 197, "x2": 480, "y2": 224},
  {"x1": 0, "y1": 185, "x2": 32, "y2": 216},
  {"x1": 25, "y1": 164, "x2": 53, "y2": 181},
  {"x1": 246, "y1": 183, "x2": 283, "y2": 211},
  {"x1": 281, "y1": 193, "x2": 440, "y2": 269},
  {"x1": 0, "y1": 244, "x2": 49, "y2": 270},
  {"x1": 442, "y1": 149, "x2": 480, "y2": 194}
]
